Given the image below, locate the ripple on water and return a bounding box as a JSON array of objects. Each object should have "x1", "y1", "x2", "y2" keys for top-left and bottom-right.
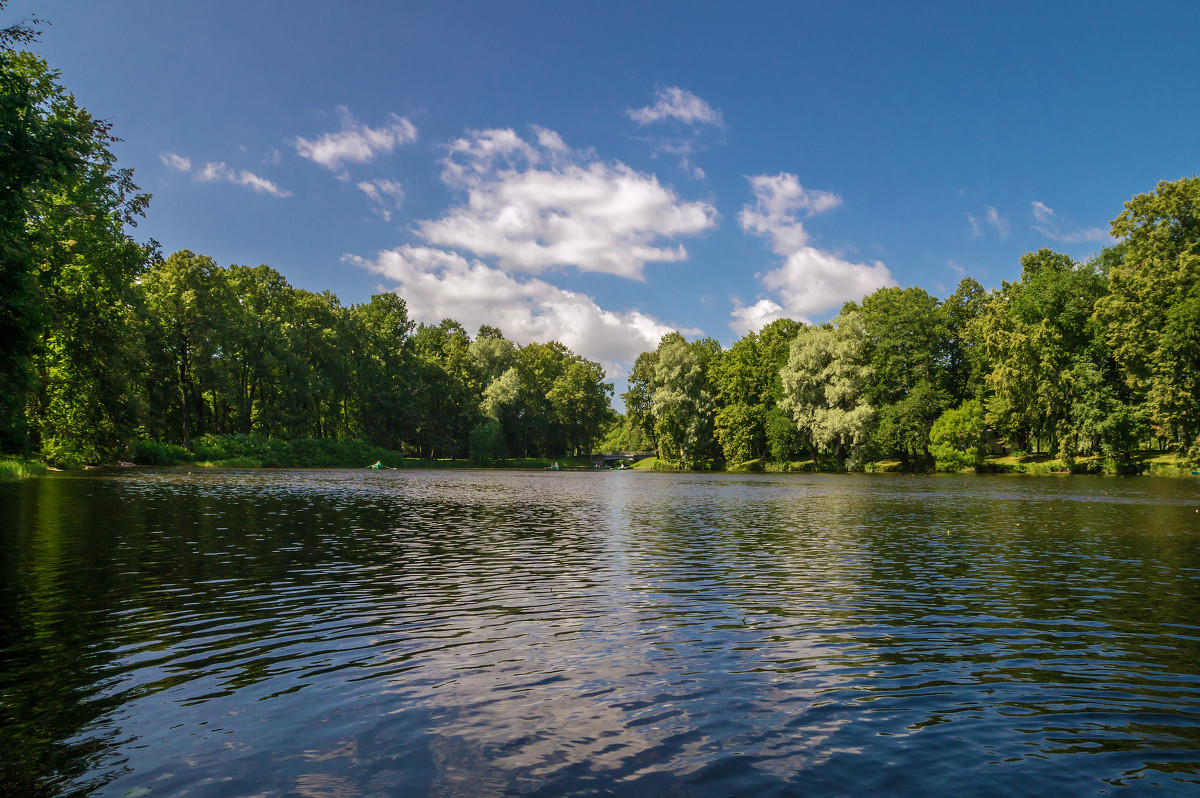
[{"x1": 1, "y1": 469, "x2": 1199, "y2": 796}]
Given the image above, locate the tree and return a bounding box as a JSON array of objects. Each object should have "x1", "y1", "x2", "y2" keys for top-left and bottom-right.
[
  {"x1": 351, "y1": 293, "x2": 415, "y2": 451},
  {"x1": 0, "y1": 1, "x2": 43, "y2": 50},
  {"x1": 622, "y1": 345, "x2": 671, "y2": 451},
  {"x1": 651, "y1": 336, "x2": 720, "y2": 468},
  {"x1": 469, "y1": 331, "x2": 516, "y2": 386},
  {"x1": 940, "y1": 277, "x2": 988, "y2": 407},
  {"x1": 0, "y1": 49, "x2": 151, "y2": 454},
  {"x1": 779, "y1": 311, "x2": 875, "y2": 469},
  {"x1": 710, "y1": 318, "x2": 803, "y2": 464},
  {"x1": 1098, "y1": 176, "x2": 1200, "y2": 449},
  {"x1": 712, "y1": 332, "x2": 763, "y2": 464},
  {"x1": 929, "y1": 399, "x2": 987, "y2": 472},
  {"x1": 141, "y1": 251, "x2": 227, "y2": 450},
  {"x1": 468, "y1": 418, "x2": 506, "y2": 463},
  {"x1": 978, "y1": 248, "x2": 1109, "y2": 456},
  {"x1": 513, "y1": 341, "x2": 573, "y2": 456},
  {"x1": 547, "y1": 359, "x2": 613, "y2": 456},
  {"x1": 854, "y1": 286, "x2": 948, "y2": 464}
]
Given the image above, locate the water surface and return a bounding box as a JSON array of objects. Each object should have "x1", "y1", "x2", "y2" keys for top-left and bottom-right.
[{"x1": 2, "y1": 469, "x2": 1200, "y2": 796}]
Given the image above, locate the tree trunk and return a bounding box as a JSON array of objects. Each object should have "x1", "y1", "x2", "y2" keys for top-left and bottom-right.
[{"x1": 179, "y1": 342, "x2": 192, "y2": 450}]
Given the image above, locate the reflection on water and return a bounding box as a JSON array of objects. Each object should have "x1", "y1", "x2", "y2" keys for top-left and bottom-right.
[{"x1": 2, "y1": 469, "x2": 1200, "y2": 796}]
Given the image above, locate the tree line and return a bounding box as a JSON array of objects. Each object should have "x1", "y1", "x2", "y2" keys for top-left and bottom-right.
[
  {"x1": 618, "y1": 176, "x2": 1200, "y2": 471},
  {"x1": 0, "y1": 42, "x2": 613, "y2": 466},
  {"x1": 4, "y1": 23, "x2": 1197, "y2": 472}
]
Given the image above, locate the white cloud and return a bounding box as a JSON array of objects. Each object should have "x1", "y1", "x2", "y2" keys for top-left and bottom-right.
[
  {"x1": 440, "y1": 127, "x2": 540, "y2": 187},
  {"x1": 192, "y1": 161, "x2": 292, "y2": 197},
  {"x1": 627, "y1": 87, "x2": 722, "y2": 126},
  {"x1": 348, "y1": 246, "x2": 698, "y2": 377},
  {"x1": 418, "y1": 128, "x2": 717, "y2": 280},
  {"x1": 1031, "y1": 200, "x2": 1054, "y2": 225},
  {"x1": 160, "y1": 152, "x2": 191, "y2": 171},
  {"x1": 1030, "y1": 200, "x2": 1111, "y2": 244},
  {"x1": 732, "y1": 173, "x2": 895, "y2": 334},
  {"x1": 196, "y1": 161, "x2": 226, "y2": 183},
  {"x1": 986, "y1": 205, "x2": 1009, "y2": 239},
  {"x1": 357, "y1": 178, "x2": 405, "y2": 221},
  {"x1": 947, "y1": 259, "x2": 966, "y2": 276},
  {"x1": 967, "y1": 213, "x2": 981, "y2": 239},
  {"x1": 229, "y1": 170, "x2": 291, "y2": 197},
  {"x1": 738, "y1": 173, "x2": 843, "y2": 255},
  {"x1": 534, "y1": 126, "x2": 568, "y2": 153},
  {"x1": 730, "y1": 298, "x2": 785, "y2": 335},
  {"x1": 294, "y1": 106, "x2": 417, "y2": 174}
]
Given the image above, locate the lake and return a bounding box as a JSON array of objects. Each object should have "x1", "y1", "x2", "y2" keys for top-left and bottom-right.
[{"x1": 2, "y1": 469, "x2": 1200, "y2": 797}]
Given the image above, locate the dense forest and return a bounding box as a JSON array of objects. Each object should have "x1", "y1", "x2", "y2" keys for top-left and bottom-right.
[
  {"x1": 3, "y1": 16, "x2": 1198, "y2": 472},
  {"x1": 0, "y1": 30, "x2": 613, "y2": 467},
  {"x1": 617, "y1": 178, "x2": 1200, "y2": 471}
]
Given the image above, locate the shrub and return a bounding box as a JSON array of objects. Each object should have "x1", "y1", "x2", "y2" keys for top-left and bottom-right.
[
  {"x1": 131, "y1": 439, "x2": 193, "y2": 466},
  {"x1": 930, "y1": 400, "x2": 987, "y2": 472}
]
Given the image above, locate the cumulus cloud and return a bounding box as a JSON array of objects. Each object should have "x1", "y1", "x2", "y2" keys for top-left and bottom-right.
[
  {"x1": 357, "y1": 178, "x2": 405, "y2": 221},
  {"x1": 1030, "y1": 201, "x2": 1111, "y2": 244},
  {"x1": 348, "y1": 246, "x2": 698, "y2": 377},
  {"x1": 418, "y1": 127, "x2": 717, "y2": 280},
  {"x1": 439, "y1": 127, "x2": 541, "y2": 187},
  {"x1": 160, "y1": 152, "x2": 191, "y2": 171},
  {"x1": 162, "y1": 154, "x2": 291, "y2": 197},
  {"x1": 732, "y1": 173, "x2": 895, "y2": 333},
  {"x1": 738, "y1": 173, "x2": 843, "y2": 255},
  {"x1": 627, "y1": 87, "x2": 722, "y2": 126},
  {"x1": 294, "y1": 106, "x2": 417, "y2": 174}
]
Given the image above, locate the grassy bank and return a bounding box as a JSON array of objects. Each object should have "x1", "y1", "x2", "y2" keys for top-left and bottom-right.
[
  {"x1": 130, "y1": 435, "x2": 601, "y2": 470},
  {"x1": 737, "y1": 450, "x2": 1198, "y2": 476},
  {"x1": 0, "y1": 457, "x2": 49, "y2": 480}
]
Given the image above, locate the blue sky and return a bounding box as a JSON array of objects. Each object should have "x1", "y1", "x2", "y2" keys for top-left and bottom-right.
[{"x1": 19, "y1": 1, "x2": 1200, "y2": 384}]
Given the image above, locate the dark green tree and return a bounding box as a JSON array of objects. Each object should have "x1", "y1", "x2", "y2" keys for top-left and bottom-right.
[{"x1": 1, "y1": 49, "x2": 151, "y2": 455}]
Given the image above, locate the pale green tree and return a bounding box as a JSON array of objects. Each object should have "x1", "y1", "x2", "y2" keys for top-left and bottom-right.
[
  {"x1": 779, "y1": 311, "x2": 875, "y2": 469},
  {"x1": 651, "y1": 336, "x2": 720, "y2": 468}
]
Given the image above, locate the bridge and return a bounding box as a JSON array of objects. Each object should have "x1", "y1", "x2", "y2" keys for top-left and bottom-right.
[{"x1": 591, "y1": 451, "x2": 656, "y2": 467}]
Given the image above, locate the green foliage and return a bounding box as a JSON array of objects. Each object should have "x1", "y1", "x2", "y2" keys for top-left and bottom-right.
[
  {"x1": 596, "y1": 415, "x2": 649, "y2": 453},
  {"x1": 469, "y1": 419, "x2": 507, "y2": 463},
  {"x1": 711, "y1": 319, "x2": 803, "y2": 464},
  {"x1": 131, "y1": 439, "x2": 192, "y2": 466},
  {"x1": 0, "y1": 457, "x2": 47, "y2": 479},
  {"x1": 651, "y1": 335, "x2": 720, "y2": 468},
  {"x1": 764, "y1": 405, "x2": 802, "y2": 463},
  {"x1": 1099, "y1": 176, "x2": 1200, "y2": 447},
  {"x1": 0, "y1": 49, "x2": 151, "y2": 455},
  {"x1": 977, "y1": 248, "x2": 1111, "y2": 456},
  {"x1": 1, "y1": 47, "x2": 1195, "y2": 480},
  {"x1": 622, "y1": 347, "x2": 666, "y2": 450},
  {"x1": 779, "y1": 312, "x2": 876, "y2": 469},
  {"x1": 929, "y1": 400, "x2": 987, "y2": 472}
]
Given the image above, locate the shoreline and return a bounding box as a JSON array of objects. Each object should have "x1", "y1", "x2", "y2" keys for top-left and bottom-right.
[{"x1": 6, "y1": 452, "x2": 1196, "y2": 480}]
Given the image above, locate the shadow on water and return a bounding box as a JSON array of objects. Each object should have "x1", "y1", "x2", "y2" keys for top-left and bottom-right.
[{"x1": 2, "y1": 469, "x2": 1200, "y2": 796}]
